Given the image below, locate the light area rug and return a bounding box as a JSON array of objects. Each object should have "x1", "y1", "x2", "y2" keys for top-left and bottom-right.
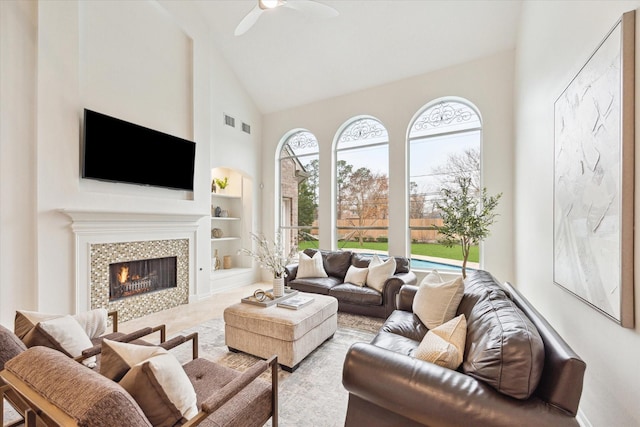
[
  {"x1": 1, "y1": 312, "x2": 383, "y2": 427},
  {"x1": 170, "y1": 312, "x2": 384, "y2": 427}
]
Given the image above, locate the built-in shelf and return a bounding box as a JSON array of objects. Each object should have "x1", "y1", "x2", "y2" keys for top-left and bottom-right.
[
  {"x1": 211, "y1": 193, "x2": 241, "y2": 199},
  {"x1": 210, "y1": 237, "x2": 240, "y2": 242},
  {"x1": 211, "y1": 267, "x2": 252, "y2": 280},
  {"x1": 210, "y1": 167, "x2": 253, "y2": 289}
]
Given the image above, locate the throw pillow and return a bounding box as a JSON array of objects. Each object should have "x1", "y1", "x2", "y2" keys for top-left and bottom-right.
[
  {"x1": 14, "y1": 310, "x2": 61, "y2": 346},
  {"x1": 344, "y1": 265, "x2": 369, "y2": 287},
  {"x1": 72, "y1": 308, "x2": 108, "y2": 339},
  {"x1": 15, "y1": 308, "x2": 108, "y2": 344},
  {"x1": 414, "y1": 314, "x2": 466, "y2": 370},
  {"x1": 365, "y1": 255, "x2": 396, "y2": 293},
  {"x1": 36, "y1": 315, "x2": 97, "y2": 368},
  {"x1": 296, "y1": 250, "x2": 328, "y2": 279},
  {"x1": 412, "y1": 271, "x2": 464, "y2": 329},
  {"x1": 101, "y1": 339, "x2": 198, "y2": 426}
]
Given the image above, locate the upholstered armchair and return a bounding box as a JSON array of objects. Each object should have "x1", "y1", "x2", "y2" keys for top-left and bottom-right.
[{"x1": 1, "y1": 332, "x2": 278, "y2": 427}]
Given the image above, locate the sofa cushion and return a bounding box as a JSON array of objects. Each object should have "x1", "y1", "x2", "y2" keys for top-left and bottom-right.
[
  {"x1": 344, "y1": 265, "x2": 369, "y2": 287},
  {"x1": 102, "y1": 339, "x2": 198, "y2": 426},
  {"x1": 366, "y1": 255, "x2": 396, "y2": 293},
  {"x1": 351, "y1": 253, "x2": 410, "y2": 275},
  {"x1": 462, "y1": 288, "x2": 545, "y2": 400},
  {"x1": 413, "y1": 271, "x2": 464, "y2": 329},
  {"x1": 304, "y1": 249, "x2": 352, "y2": 280},
  {"x1": 415, "y1": 314, "x2": 466, "y2": 370},
  {"x1": 380, "y1": 310, "x2": 428, "y2": 342},
  {"x1": 329, "y1": 283, "x2": 382, "y2": 306},
  {"x1": 288, "y1": 276, "x2": 342, "y2": 295},
  {"x1": 297, "y1": 250, "x2": 328, "y2": 278}
]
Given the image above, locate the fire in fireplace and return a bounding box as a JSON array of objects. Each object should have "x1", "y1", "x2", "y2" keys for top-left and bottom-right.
[{"x1": 109, "y1": 256, "x2": 177, "y2": 301}]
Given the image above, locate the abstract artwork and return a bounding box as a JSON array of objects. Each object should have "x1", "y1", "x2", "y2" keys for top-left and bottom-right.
[{"x1": 554, "y1": 11, "x2": 635, "y2": 328}]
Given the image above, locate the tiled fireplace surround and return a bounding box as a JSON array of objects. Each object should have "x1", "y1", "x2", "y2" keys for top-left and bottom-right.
[{"x1": 62, "y1": 210, "x2": 204, "y2": 322}]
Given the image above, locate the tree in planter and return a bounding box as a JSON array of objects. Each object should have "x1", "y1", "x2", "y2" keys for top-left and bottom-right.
[{"x1": 433, "y1": 176, "x2": 502, "y2": 278}]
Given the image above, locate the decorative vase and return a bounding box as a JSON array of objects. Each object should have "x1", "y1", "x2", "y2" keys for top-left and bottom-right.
[
  {"x1": 212, "y1": 250, "x2": 221, "y2": 271},
  {"x1": 223, "y1": 255, "x2": 232, "y2": 269},
  {"x1": 273, "y1": 277, "x2": 285, "y2": 298}
]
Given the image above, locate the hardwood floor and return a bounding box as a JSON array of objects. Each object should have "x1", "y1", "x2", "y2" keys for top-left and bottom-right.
[{"x1": 118, "y1": 281, "x2": 270, "y2": 337}]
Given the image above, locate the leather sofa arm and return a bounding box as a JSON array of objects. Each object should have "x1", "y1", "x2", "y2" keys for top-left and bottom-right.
[
  {"x1": 284, "y1": 264, "x2": 298, "y2": 285},
  {"x1": 381, "y1": 272, "x2": 417, "y2": 316},
  {"x1": 397, "y1": 284, "x2": 419, "y2": 311},
  {"x1": 343, "y1": 342, "x2": 578, "y2": 427}
]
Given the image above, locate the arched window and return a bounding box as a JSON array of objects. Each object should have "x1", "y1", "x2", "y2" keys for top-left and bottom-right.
[
  {"x1": 408, "y1": 98, "x2": 482, "y2": 270},
  {"x1": 335, "y1": 117, "x2": 389, "y2": 252},
  {"x1": 278, "y1": 130, "x2": 320, "y2": 254}
]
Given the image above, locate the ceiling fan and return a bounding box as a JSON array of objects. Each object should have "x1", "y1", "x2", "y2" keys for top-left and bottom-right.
[{"x1": 235, "y1": 0, "x2": 338, "y2": 36}]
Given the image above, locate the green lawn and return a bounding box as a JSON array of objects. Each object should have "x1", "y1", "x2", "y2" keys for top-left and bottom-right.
[{"x1": 297, "y1": 240, "x2": 478, "y2": 262}]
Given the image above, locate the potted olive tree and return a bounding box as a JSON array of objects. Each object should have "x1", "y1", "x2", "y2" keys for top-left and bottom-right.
[{"x1": 433, "y1": 176, "x2": 502, "y2": 278}]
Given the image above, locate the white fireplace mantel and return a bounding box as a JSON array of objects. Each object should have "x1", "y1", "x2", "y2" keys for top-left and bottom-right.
[
  {"x1": 60, "y1": 209, "x2": 207, "y2": 313},
  {"x1": 60, "y1": 209, "x2": 207, "y2": 233}
]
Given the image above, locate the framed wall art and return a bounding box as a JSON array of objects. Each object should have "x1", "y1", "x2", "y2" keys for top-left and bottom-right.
[{"x1": 553, "y1": 11, "x2": 635, "y2": 328}]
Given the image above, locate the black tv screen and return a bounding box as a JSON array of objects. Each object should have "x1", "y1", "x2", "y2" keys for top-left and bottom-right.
[{"x1": 82, "y1": 109, "x2": 196, "y2": 191}]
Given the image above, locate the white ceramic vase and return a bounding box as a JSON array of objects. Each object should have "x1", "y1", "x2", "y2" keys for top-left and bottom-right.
[{"x1": 273, "y1": 277, "x2": 285, "y2": 298}]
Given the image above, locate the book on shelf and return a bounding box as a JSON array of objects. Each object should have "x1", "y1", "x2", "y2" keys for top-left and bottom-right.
[{"x1": 277, "y1": 295, "x2": 314, "y2": 310}]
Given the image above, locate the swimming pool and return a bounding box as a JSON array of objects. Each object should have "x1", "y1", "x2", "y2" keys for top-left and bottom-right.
[{"x1": 410, "y1": 258, "x2": 465, "y2": 271}]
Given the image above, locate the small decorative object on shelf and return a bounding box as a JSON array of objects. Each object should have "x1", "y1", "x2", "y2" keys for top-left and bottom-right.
[
  {"x1": 212, "y1": 249, "x2": 221, "y2": 271},
  {"x1": 239, "y1": 231, "x2": 297, "y2": 297},
  {"x1": 211, "y1": 179, "x2": 217, "y2": 193},
  {"x1": 214, "y1": 206, "x2": 222, "y2": 217},
  {"x1": 223, "y1": 255, "x2": 232, "y2": 269},
  {"x1": 221, "y1": 209, "x2": 229, "y2": 218},
  {"x1": 215, "y1": 177, "x2": 229, "y2": 194},
  {"x1": 211, "y1": 228, "x2": 223, "y2": 238}
]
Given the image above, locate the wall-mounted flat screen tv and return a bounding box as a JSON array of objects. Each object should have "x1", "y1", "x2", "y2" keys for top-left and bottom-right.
[{"x1": 82, "y1": 109, "x2": 196, "y2": 191}]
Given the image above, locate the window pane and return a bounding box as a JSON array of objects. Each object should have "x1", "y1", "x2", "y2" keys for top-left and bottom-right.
[
  {"x1": 279, "y1": 131, "x2": 320, "y2": 253},
  {"x1": 408, "y1": 100, "x2": 481, "y2": 271},
  {"x1": 336, "y1": 118, "x2": 389, "y2": 253}
]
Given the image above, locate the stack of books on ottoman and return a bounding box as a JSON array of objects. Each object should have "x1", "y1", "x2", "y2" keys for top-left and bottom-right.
[{"x1": 277, "y1": 295, "x2": 314, "y2": 310}]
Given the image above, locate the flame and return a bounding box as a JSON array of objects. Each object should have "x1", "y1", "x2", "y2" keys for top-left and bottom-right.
[{"x1": 117, "y1": 266, "x2": 129, "y2": 284}]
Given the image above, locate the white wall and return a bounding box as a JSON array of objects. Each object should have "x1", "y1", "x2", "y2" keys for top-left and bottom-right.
[
  {"x1": 0, "y1": 0, "x2": 262, "y2": 325},
  {"x1": 262, "y1": 50, "x2": 515, "y2": 282},
  {"x1": 514, "y1": 1, "x2": 640, "y2": 425}
]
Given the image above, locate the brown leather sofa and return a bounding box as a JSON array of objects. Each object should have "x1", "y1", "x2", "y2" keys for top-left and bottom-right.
[
  {"x1": 285, "y1": 249, "x2": 417, "y2": 318},
  {"x1": 342, "y1": 270, "x2": 586, "y2": 427}
]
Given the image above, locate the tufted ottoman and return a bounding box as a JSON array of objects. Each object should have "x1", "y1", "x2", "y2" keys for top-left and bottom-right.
[{"x1": 224, "y1": 293, "x2": 338, "y2": 372}]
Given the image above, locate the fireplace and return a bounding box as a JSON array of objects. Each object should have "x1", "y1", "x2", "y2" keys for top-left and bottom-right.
[{"x1": 109, "y1": 256, "x2": 177, "y2": 301}]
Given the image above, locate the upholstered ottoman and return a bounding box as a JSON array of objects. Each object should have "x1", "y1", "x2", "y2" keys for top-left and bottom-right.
[{"x1": 224, "y1": 293, "x2": 338, "y2": 372}]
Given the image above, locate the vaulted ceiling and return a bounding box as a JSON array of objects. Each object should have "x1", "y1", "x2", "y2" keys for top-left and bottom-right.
[{"x1": 196, "y1": 1, "x2": 522, "y2": 114}]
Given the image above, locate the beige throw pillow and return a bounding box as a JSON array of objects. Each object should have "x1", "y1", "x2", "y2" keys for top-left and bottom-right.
[
  {"x1": 412, "y1": 271, "x2": 464, "y2": 329},
  {"x1": 415, "y1": 314, "x2": 466, "y2": 370},
  {"x1": 344, "y1": 265, "x2": 369, "y2": 287},
  {"x1": 366, "y1": 255, "x2": 396, "y2": 293},
  {"x1": 37, "y1": 315, "x2": 97, "y2": 368},
  {"x1": 101, "y1": 339, "x2": 198, "y2": 426},
  {"x1": 296, "y1": 250, "x2": 328, "y2": 279}
]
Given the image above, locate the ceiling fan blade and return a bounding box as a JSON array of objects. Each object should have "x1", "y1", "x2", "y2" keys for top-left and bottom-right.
[
  {"x1": 235, "y1": 5, "x2": 264, "y2": 36},
  {"x1": 283, "y1": 1, "x2": 339, "y2": 18}
]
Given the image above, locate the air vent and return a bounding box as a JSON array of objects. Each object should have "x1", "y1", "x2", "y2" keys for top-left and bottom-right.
[
  {"x1": 224, "y1": 114, "x2": 235, "y2": 128},
  {"x1": 242, "y1": 122, "x2": 251, "y2": 134}
]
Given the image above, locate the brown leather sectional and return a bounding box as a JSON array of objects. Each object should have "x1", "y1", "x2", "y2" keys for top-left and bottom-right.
[
  {"x1": 285, "y1": 249, "x2": 417, "y2": 318},
  {"x1": 342, "y1": 270, "x2": 586, "y2": 427}
]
